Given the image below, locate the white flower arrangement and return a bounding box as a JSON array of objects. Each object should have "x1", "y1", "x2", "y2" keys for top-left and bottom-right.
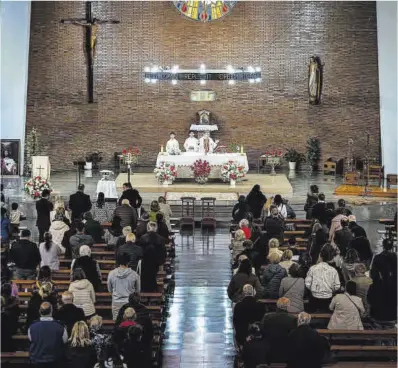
[
  {"x1": 154, "y1": 162, "x2": 178, "y2": 183},
  {"x1": 24, "y1": 176, "x2": 52, "y2": 199},
  {"x1": 220, "y1": 160, "x2": 246, "y2": 182}
]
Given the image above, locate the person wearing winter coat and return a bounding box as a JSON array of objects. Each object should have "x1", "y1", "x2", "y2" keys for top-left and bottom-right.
[
  {"x1": 279, "y1": 263, "x2": 305, "y2": 313},
  {"x1": 328, "y1": 281, "x2": 365, "y2": 330},
  {"x1": 116, "y1": 232, "x2": 143, "y2": 271},
  {"x1": 232, "y1": 195, "x2": 250, "y2": 223},
  {"x1": 71, "y1": 245, "x2": 102, "y2": 292},
  {"x1": 227, "y1": 259, "x2": 263, "y2": 303},
  {"x1": 68, "y1": 268, "x2": 96, "y2": 318},
  {"x1": 267, "y1": 238, "x2": 283, "y2": 261},
  {"x1": 69, "y1": 222, "x2": 94, "y2": 259},
  {"x1": 230, "y1": 230, "x2": 246, "y2": 264},
  {"x1": 246, "y1": 185, "x2": 267, "y2": 219},
  {"x1": 107, "y1": 253, "x2": 141, "y2": 320},
  {"x1": 261, "y1": 253, "x2": 287, "y2": 299},
  {"x1": 304, "y1": 185, "x2": 319, "y2": 219},
  {"x1": 333, "y1": 217, "x2": 353, "y2": 257}
]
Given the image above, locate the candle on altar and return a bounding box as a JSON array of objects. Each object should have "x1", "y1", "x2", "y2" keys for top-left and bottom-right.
[
  {"x1": 240, "y1": 145, "x2": 244, "y2": 154},
  {"x1": 161, "y1": 145, "x2": 164, "y2": 153},
  {"x1": 127, "y1": 152, "x2": 131, "y2": 162}
]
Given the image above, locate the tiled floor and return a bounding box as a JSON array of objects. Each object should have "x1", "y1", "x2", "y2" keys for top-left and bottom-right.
[{"x1": 162, "y1": 229, "x2": 235, "y2": 368}]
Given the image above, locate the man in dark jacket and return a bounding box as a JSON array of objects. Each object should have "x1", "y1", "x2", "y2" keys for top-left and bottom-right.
[
  {"x1": 311, "y1": 193, "x2": 327, "y2": 224},
  {"x1": 55, "y1": 291, "x2": 85, "y2": 336},
  {"x1": 115, "y1": 292, "x2": 153, "y2": 345},
  {"x1": 117, "y1": 233, "x2": 143, "y2": 271},
  {"x1": 28, "y1": 302, "x2": 68, "y2": 366},
  {"x1": 264, "y1": 207, "x2": 285, "y2": 243},
  {"x1": 84, "y1": 212, "x2": 103, "y2": 243},
  {"x1": 36, "y1": 189, "x2": 54, "y2": 242},
  {"x1": 368, "y1": 238, "x2": 397, "y2": 326},
  {"x1": 287, "y1": 312, "x2": 330, "y2": 368},
  {"x1": 348, "y1": 215, "x2": 367, "y2": 238},
  {"x1": 118, "y1": 182, "x2": 142, "y2": 209},
  {"x1": 333, "y1": 217, "x2": 353, "y2": 257},
  {"x1": 261, "y1": 297, "x2": 296, "y2": 363},
  {"x1": 69, "y1": 222, "x2": 94, "y2": 259},
  {"x1": 139, "y1": 222, "x2": 166, "y2": 266},
  {"x1": 114, "y1": 199, "x2": 138, "y2": 230},
  {"x1": 69, "y1": 184, "x2": 92, "y2": 220},
  {"x1": 9, "y1": 229, "x2": 41, "y2": 280},
  {"x1": 233, "y1": 284, "x2": 265, "y2": 347}
]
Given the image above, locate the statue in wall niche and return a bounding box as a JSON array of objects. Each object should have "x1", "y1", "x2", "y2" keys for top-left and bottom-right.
[{"x1": 308, "y1": 56, "x2": 323, "y2": 105}]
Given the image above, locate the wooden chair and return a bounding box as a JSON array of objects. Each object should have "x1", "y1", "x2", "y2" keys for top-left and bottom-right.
[
  {"x1": 344, "y1": 172, "x2": 360, "y2": 185},
  {"x1": 200, "y1": 197, "x2": 217, "y2": 231},
  {"x1": 366, "y1": 165, "x2": 384, "y2": 186},
  {"x1": 323, "y1": 160, "x2": 336, "y2": 175},
  {"x1": 387, "y1": 174, "x2": 397, "y2": 189},
  {"x1": 180, "y1": 197, "x2": 196, "y2": 231}
]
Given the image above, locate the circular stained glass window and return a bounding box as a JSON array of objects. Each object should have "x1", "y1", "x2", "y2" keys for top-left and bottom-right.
[{"x1": 173, "y1": 1, "x2": 237, "y2": 22}]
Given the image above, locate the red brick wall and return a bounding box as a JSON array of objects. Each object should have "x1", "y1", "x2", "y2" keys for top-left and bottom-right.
[{"x1": 26, "y1": 1, "x2": 380, "y2": 171}]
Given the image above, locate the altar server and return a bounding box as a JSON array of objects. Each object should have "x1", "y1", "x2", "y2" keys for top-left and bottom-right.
[
  {"x1": 166, "y1": 132, "x2": 181, "y2": 155},
  {"x1": 184, "y1": 131, "x2": 199, "y2": 152}
]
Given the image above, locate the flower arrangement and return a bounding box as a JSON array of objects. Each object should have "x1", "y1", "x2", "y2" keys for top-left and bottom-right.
[
  {"x1": 221, "y1": 160, "x2": 246, "y2": 183},
  {"x1": 263, "y1": 150, "x2": 283, "y2": 157},
  {"x1": 154, "y1": 162, "x2": 177, "y2": 183},
  {"x1": 191, "y1": 159, "x2": 211, "y2": 184},
  {"x1": 24, "y1": 176, "x2": 52, "y2": 199},
  {"x1": 119, "y1": 147, "x2": 141, "y2": 164}
]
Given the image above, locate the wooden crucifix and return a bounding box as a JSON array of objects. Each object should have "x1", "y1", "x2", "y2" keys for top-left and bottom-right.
[{"x1": 60, "y1": 2, "x2": 120, "y2": 103}]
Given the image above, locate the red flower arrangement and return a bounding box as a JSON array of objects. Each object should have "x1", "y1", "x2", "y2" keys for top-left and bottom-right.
[
  {"x1": 264, "y1": 150, "x2": 283, "y2": 157},
  {"x1": 120, "y1": 147, "x2": 141, "y2": 164},
  {"x1": 191, "y1": 159, "x2": 211, "y2": 178}
]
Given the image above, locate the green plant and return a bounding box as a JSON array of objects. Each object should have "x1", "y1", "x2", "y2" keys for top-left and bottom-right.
[
  {"x1": 284, "y1": 148, "x2": 305, "y2": 163},
  {"x1": 306, "y1": 137, "x2": 321, "y2": 169}
]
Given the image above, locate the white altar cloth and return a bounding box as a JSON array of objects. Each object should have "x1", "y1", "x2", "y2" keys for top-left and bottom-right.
[
  {"x1": 156, "y1": 153, "x2": 249, "y2": 179},
  {"x1": 96, "y1": 179, "x2": 118, "y2": 199}
]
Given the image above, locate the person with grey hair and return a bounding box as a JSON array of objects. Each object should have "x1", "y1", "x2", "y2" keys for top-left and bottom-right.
[
  {"x1": 55, "y1": 291, "x2": 85, "y2": 336},
  {"x1": 114, "y1": 199, "x2": 138, "y2": 230},
  {"x1": 28, "y1": 302, "x2": 68, "y2": 366},
  {"x1": 287, "y1": 311, "x2": 330, "y2": 368},
  {"x1": 71, "y1": 245, "x2": 102, "y2": 291},
  {"x1": 233, "y1": 284, "x2": 265, "y2": 347},
  {"x1": 139, "y1": 221, "x2": 166, "y2": 267}
]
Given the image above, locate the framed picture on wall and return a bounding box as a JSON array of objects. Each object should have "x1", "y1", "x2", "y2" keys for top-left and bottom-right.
[{"x1": 1, "y1": 139, "x2": 20, "y2": 176}]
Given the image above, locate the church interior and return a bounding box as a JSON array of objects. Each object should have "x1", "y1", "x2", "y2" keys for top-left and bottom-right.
[{"x1": 1, "y1": 1, "x2": 397, "y2": 367}]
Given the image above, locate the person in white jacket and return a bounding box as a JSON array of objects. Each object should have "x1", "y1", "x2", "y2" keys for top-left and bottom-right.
[
  {"x1": 69, "y1": 267, "x2": 96, "y2": 317},
  {"x1": 49, "y1": 213, "x2": 70, "y2": 248}
]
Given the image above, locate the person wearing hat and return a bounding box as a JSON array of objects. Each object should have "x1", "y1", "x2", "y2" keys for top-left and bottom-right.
[
  {"x1": 9, "y1": 229, "x2": 41, "y2": 280},
  {"x1": 69, "y1": 184, "x2": 92, "y2": 221}
]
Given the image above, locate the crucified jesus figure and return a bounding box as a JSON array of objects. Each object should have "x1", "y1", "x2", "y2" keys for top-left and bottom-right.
[{"x1": 60, "y1": 2, "x2": 119, "y2": 103}]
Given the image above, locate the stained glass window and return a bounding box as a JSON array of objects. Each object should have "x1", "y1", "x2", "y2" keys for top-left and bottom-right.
[{"x1": 173, "y1": 1, "x2": 237, "y2": 22}]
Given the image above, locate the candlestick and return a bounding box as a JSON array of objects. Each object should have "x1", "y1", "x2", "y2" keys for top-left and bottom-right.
[
  {"x1": 240, "y1": 145, "x2": 244, "y2": 154},
  {"x1": 161, "y1": 145, "x2": 164, "y2": 153}
]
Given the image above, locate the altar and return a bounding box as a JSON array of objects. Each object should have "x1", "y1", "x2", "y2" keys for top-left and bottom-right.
[{"x1": 156, "y1": 152, "x2": 249, "y2": 179}]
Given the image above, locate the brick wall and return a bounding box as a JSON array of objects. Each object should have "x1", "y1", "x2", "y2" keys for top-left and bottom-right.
[{"x1": 26, "y1": 1, "x2": 380, "y2": 171}]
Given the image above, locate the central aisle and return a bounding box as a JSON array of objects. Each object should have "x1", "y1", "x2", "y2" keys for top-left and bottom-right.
[{"x1": 163, "y1": 230, "x2": 235, "y2": 367}]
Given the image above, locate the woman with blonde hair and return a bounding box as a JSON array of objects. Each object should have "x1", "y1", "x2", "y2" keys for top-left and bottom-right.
[
  {"x1": 50, "y1": 200, "x2": 71, "y2": 223},
  {"x1": 66, "y1": 321, "x2": 97, "y2": 367},
  {"x1": 261, "y1": 252, "x2": 287, "y2": 298},
  {"x1": 231, "y1": 229, "x2": 246, "y2": 263},
  {"x1": 279, "y1": 249, "x2": 295, "y2": 273},
  {"x1": 89, "y1": 315, "x2": 113, "y2": 366},
  {"x1": 268, "y1": 238, "x2": 283, "y2": 260}
]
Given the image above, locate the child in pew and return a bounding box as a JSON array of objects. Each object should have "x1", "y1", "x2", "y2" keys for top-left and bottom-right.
[
  {"x1": 89, "y1": 315, "x2": 114, "y2": 368},
  {"x1": 9, "y1": 202, "x2": 26, "y2": 236}
]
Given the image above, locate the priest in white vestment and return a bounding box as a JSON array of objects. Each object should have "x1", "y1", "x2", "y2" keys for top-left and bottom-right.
[
  {"x1": 199, "y1": 131, "x2": 219, "y2": 154},
  {"x1": 184, "y1": 131, "x2": 199, "y2": 152},
  {"x1": 166, "y1": 132, "x2": 181, "y2": 155}
]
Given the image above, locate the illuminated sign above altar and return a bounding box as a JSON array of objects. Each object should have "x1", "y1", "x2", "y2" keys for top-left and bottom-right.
[{"x1": 143, "y1": 65, "x2": 262, "y2": 85}]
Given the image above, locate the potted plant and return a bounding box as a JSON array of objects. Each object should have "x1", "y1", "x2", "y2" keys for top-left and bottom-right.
[
  {"x1": 191, "y1": 159, "x2": 211, "y2": 184},
  {"x1": 85, "y1": 152, "x2": 103, "y2": 170},
  {"x1": 306, "y1": 137, "x2": 321, "y2": 171},
  {"x1": 154, "y1": 162, "x2": 177, "y2": 186},
  {"x1": 221, "y1": 160, "x2": 246, "y2": 187},
  {"x1": 284, "y1": 148, "x2": 305, "y2": 170}
]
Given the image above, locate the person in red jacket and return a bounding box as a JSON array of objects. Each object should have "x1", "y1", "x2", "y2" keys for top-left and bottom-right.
[{"x1": 239, "y1": 219, "x2": 252, "y2": 239}]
